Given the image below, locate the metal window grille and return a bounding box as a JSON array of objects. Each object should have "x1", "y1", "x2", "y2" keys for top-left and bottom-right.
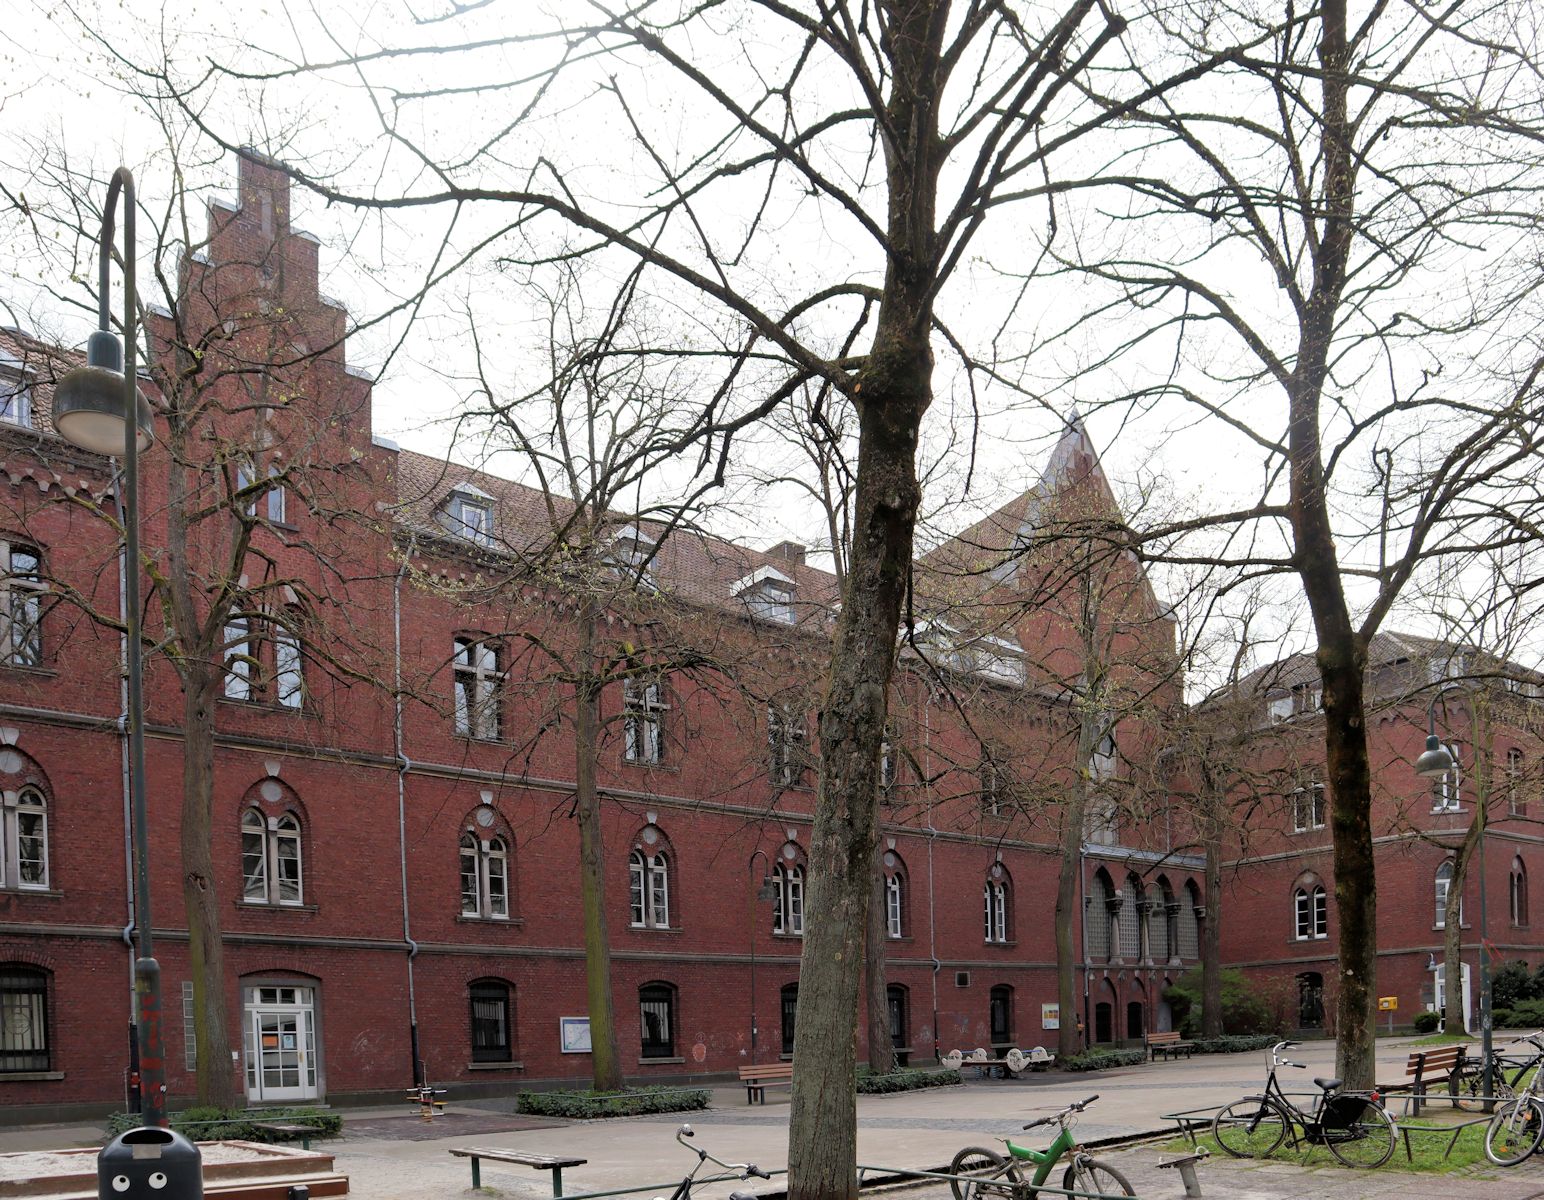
[
  {"x1": 470, "y1": 982, "x2": 511, "y2": 1062},
  {"x1": 639, "y1": 984, "x2": 675, "y2": 1058},
  {"x1": 0, "y1": 968, "x2": 48, "y2": 1072}
]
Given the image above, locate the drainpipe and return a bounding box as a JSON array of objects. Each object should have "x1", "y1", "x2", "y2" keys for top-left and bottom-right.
[
  {"x1": 394, "y1": 537, "x2": 422, "y2": 1084},
  {"x1": 924, "y1": 681, "x2": 941, "y2": 1062}
]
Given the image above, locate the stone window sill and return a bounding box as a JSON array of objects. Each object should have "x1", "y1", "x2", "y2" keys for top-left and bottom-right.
[
  {"x1": 466, "y1": 1061, "x2": 523, "y2": 1071},
  {"x1": 0, "y1": 1071, "x2": 63, "y2": 1082},
  {"x1": 236, "y1": 901, "x2": 318, "y2": 914},
  {"x1": 456, "y1": 914, "x2": 525, "y2": 927},
  {"x1": 640, "y1": 1055, "x2": 684, "y2": 1065}
]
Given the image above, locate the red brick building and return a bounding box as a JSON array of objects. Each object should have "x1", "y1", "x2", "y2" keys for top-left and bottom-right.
[{"x1": 0, "y1": 154, "x2": 1535, "y2": 1119}]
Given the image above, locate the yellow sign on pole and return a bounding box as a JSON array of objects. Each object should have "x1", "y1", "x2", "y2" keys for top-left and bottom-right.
[{"x1": 1377, "y1": 996, "x2": 1398, "y2": 1011}]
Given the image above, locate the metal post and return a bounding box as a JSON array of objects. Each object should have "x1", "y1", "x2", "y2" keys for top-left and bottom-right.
[{"x1": 1478, "y1": 799, "x2": 1493, "y2": 1109}]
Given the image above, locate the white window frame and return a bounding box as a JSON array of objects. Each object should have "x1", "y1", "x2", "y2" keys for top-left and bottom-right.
[
  {"x1": 460, "y1": 833, "x2": 510, "y2": 920},
  {"x1": 773, "y1": 861, "x2": 804, "y2": 935},
  {"x1": 1432, "y1": 746, "x2": 1462, "y2": 813},
  {"x1": 885, "y1": 870, "x2": 904, "y2": 939},
  {"x1": 980, "y1": 759, "x2": 1001, "y2": 815},
  {"x1": 224, "y1": 615, "x2": 257, "y2": 700},
  {"x1": 0, "y1": 787, "x2": 48, "y2": 891},
  {"x1": 624, "y1": 677, "x2": 666, "y2": 764},
  {"x1": 274, "y1": 621, "x2": 304, "y2": 709},
  {"x1": 241, "y1": 808, "x2": 303, "y2": 906},
  {"x1": 0, "y1": 367, "x2": 33, "y2": 428},
  {"x1": 734, "y1": 566, "x2": 797, "y2": 625},
  {"x1": 1435, "y1": 860, "x2": 1462, "y2": 928},
  {"x1": 983, "y1": 880, "x2": 1009, "y2": 943},
  {"x1": 0, "y1": 542, "x2": 44, "y2": 669},
  {"x1": 453, "y1": 637, "x2": 504, "y2": 740},
  {"x1": 1508, "y1": 748, "x2": 1526, "y2": 816},
  {"x1": 1292, "y1": 783, "x2": 1326, "y2": 832},
  {"x1": 1294, "y1": 885, "x2": 1327, "y2": 940},
  {"x1": 1090, "y1": 725, "x2": 1117, "y2": 781},
  {"x1": 768, "y1": 703, "x2": 807, "y2": 788},
  {"x1": 628, "y1": 848, "x2": 671, "y2": 928}
]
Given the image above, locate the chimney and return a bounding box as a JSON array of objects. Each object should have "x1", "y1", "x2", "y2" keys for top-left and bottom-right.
[{"x1": 769, "y1": 540, "x2": 806, "y2": 566}]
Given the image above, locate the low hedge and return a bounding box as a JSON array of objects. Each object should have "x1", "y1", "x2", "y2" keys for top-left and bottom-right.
[
  {"x1": 1189, "y1": 1034, "x2": 1280, "y2": 1055},
  {"x1": 1063, "y1": 1048, "x2": 1146, "y2": 1072},
  {"x1": 515, "y1": 1085, "x2": 709, "y2": 1119},
  {"x1": 856, "y1": 1067, "x2": 962, "y2": 1093},
  {"x1": 106, "y1": 1105, "x2": 342, "y2": 1143},
  {"x1": 1412, "y1": 1011, "x2": 1443, "y2": 1034}
]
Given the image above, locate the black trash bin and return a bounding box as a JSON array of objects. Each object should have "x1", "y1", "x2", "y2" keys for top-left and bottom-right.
[{"x1": 99, "y1": 1127, "x2": 203, "y2": 1200}]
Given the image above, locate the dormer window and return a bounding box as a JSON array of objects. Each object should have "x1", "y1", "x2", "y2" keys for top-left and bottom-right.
[
  {"x1": 0, "y1": 356, "x2": 34, "y2": 429},
  {"x1": 608, "y1": 524, "x2": 657, "y2": 587},
  {"x1": 912, "y1": 619, "x2": 1023, "y2": 685},
  {"x1": 441, "y1": 483, "x2": 495, "y2": 547},
  {"x1": 734, "y1": 565, "x2": 797, "y2": 625}
]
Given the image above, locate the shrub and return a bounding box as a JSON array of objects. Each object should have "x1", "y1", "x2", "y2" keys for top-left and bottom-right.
[
  {"x1": 856, "y1": 1067, "x2": 962, "y2": 1093},
  {"x1": 515, "y1": 1086, "x2": 708, "y2": 1119},
  {"x1": 1189, "y1": 1034, "x2": 1279, "y2": 1054},
  {"x1": 1496, "y1": 998, "x2": 1544, "y2": 1029},
  {"x1": 1493, "y1": 1007, "x2": 1515, "y2": 1029},
  {"x1": 1163, "y1": 968, "x2": 1274, "y2": 1037},
  {"x1": 1062, "y1": 1048, "x2": 1146, "y2": 1072},
  {"x1": 1493, "y1": 960, "x2": 1537, "y2": 1010},
  {"x1": 105, "y1": 1106, "x2": 341, "y2": 1143},
  {"x1": 1412, "y1": 1010, "x2": 1442, "y2": 1034}
]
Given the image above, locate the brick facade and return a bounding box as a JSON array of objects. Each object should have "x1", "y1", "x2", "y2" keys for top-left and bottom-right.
[{"x1": 0, "y1": 153, "x2": 1536, "y2": 1119}]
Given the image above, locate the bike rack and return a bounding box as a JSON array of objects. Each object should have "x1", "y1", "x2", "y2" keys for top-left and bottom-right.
[
  {"x1": 1155, "y1": 1149, "x2": 1207, "y2": 1198},
  {"x1": 857, "y1": 1163, "x2": 1139, "y2": 1200}
]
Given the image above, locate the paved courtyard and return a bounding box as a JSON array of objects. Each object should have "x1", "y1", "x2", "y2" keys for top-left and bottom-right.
[{"x1": 5, "y1": 1037, "x2": 1544, "y2": 1198}]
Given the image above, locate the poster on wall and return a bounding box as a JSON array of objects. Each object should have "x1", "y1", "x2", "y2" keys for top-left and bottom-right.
[
  {"x1": 560, "y1": 1017, "x2": 592, "y2": 1053},
  {"x1": 1041, "y1": 1003, "x2": 1060, "y2": 1030}
]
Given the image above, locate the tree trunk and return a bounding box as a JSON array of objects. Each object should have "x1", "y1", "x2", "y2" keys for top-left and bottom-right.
[
  {"x1": 865, "y1": 865, "x2": 893, "y2": 1073},
  {"x1": 1201, "y1": 808, "x2": 1223, "y2": 1038},
  {"x1": 786, "y1": 2, "x2": 942, "y2": 1196},
  {"x1": 1054, "y1": 793, "x2": 1086, "y2": 1060},
  {"x1": 575, "y1": 605, "x2": 623, "y2": 1091},
  {"x1": 180, "y1": 664, "x2": 239, "y2": 1108}
]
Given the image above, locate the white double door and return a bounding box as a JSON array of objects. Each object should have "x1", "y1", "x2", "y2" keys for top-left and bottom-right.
[
  {"x1": 244, "y1": 985, "x2": 319, "y2": 1102},
  {"x1": 1434, "y1": 963, "x2": 1474, "y2": 1034}
]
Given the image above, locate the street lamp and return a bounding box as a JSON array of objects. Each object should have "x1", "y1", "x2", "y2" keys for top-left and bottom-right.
[
  {"x1": 52, "y1": 168, "x2": 165, "y2": 1128},
  {"x1": 1415, "y1": 693, "x2": 1492, "y2": 1107},
  {"x1": 747, "y1": 849, "x2": 776, "y2": 1063}
]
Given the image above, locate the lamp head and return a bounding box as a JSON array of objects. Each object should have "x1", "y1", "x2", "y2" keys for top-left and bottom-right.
[
  {"x1": 1415, "y1": 734, "x2": 1456, "y2": 778},
  {"x1": 52, "y1": 331, "x2": 154, "y2": 455}
]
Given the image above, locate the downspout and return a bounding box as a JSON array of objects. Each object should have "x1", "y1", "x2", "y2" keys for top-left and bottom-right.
[
  {"x1": 394, "y1": 536, "x2": 422, "y2": 1084},
  {"x1": 924, "y1": 682, "x2": 941, "y2": 1062}
]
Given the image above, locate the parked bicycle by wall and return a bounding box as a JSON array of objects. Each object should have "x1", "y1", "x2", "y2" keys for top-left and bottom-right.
[{"x1": 651, "y1": 1125, "x2": 771, "y2": 1200}]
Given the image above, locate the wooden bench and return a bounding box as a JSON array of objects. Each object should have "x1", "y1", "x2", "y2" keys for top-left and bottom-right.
[
  {"x1": 738, "y1": 1061, "x2": 795, "y2": 1104},
  {"x1": 449, "y1": 1148, "x2": 587, "y2": 1196},
  {"x1": 1377, "y1": 1045, "x2": 1467, "y2": 1116},
  {"x1": 249, "y1": 1121, "x2": 320, "y2": 1151},
  {"x1": 1146, "y1": 1030, "x2": 1197, "y2": 1061}
]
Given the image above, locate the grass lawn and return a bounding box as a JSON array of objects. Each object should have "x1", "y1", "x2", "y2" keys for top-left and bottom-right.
[
  {"x1": 1400, "y1": 1032, "x2": 1479, "y2": 1048},
  {"x1": 1167, "y1": 1120, "x2": 1495, "y2": 1174}
]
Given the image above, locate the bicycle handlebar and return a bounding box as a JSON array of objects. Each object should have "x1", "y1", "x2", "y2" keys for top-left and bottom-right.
[
  {"x1": 675, "y1": 1124, "x2": 767, "y2": 1180},
  {"x1": 1022, "y1": 1095, "x2": 1100, "y2": 1130}
]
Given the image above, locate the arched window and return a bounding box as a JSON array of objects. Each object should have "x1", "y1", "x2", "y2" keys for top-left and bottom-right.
[
  {"x1": 623, "y1": 675, "x2": 668, "y2": 764},
  {"x1": 780, "y1": 983, "x2": 798, "y2": 1056},
  {"x1": 1155, "y1": 877, "x2": 1178, "y2": 962},
  {"x1": 0, "y1": 786, "x2": 48, "y2": 891},
  {"x1": 1511, "y1": 857, "x2": 1528, "y2": 927},
  {"x1": 1508, "y1": 749, "x2": 1527, "y2": 817},
  {"x1": 241, "y1": 808, "x2": 303, "y2": 905},
  {"x1": 629, "y1": 847, "x2": 671, "y2": 929},
  {"x1": 773, "y1": 853, "x2": 804, "y2": 936},
  {"x1": 989, "y1": 984, "x2": 1014, "y2": 1046},
  {"x1": 1435, "y1": 860, "x2": 1462, "y2": 928},
  {"x1": 0, "y1": 966, "x2": 49, "y2": 1071},
  {"x1": 1177, "y1": 881, "x2": 1202, "y2": 958},
  {"x1": 469, "y1": 979, "x2": 514, "y2": 1063},
  {"x1": 460, "y1": 832, "x2": 510, "y2": 920},
  {"x1": 1087, "y1": 871, "x2": 1113, "y2": 960},
  {"x1": 1118, "y1": 874, "x2": 1143, "y2": 959},
  {"x1": 0, "y1": 541, "x2": 44, "y2": 668},
  {"x1": 639, "y1": 981, "x2": 677, "y2": 1058},
  {"x1": 1294, "y1": 880, "x2": 1327, "y2": 940},
  {"x1": 273, "y1": 614, "x2": 305, "y2": 709},
  {"x1": 983, "y1": 864, "x2": 1012, "y2": 944},
  {"x1": 883, "y1": 849, "x2": 907, "y2": 939}
]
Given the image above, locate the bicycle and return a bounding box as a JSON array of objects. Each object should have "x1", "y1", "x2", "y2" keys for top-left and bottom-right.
[
  {"x1": 1484, "y1": 1036, "x2": 1544, "y2": 1165},
  {"x1": 652, "y1": 1125, "x2": 771, "y2": 1200},
  {"x1": 1211, "y1": 1040, "x2": 1395, "y2": 1169},
  {"x1": 949, "y1": 1094, "x2": 1134, "y2": 1199},
  {"x1": 1450, "y1": 1030, "x2": 1544, "y2": 1111}
]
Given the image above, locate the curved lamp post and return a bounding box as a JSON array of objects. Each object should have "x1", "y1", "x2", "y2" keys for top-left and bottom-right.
[
  {"x1": 1415, "y1": 695, "x2": 1491, "y2": 1107},
  {"x1": 52, "y1": 167, "x2": 165, "y2": 1127}
]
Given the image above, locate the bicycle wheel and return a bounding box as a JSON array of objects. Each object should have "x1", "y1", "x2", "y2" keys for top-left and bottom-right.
[
  {"x1": 1449, "y1": 1064, "x2": 1486, "y2": 1111},
  {"x1": 1212, "y1": 1098, "x2": 1289, "y2": 1158},
  {"x1": 949, "y1": 1146, "x2": 1023, "y2": 1200},
  {"x1": 1060, "y1": 1156, "x2": 1135, "y2": 1198},
  {"x1": 1323, "y1": 1097, "x2": 1395, "y2": 1169},
  {"x1": 1485, "y1": 1098, "x2": 1544, "y2": 1166}
]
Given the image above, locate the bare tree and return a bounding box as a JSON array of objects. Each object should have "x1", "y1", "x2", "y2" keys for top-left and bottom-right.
[{"x1": 1049, "y1": 0, "x2": 1544, "y2": 1086}]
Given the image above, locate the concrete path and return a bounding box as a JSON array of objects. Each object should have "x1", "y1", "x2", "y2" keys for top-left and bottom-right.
[{"x1": 6, "y1": 1036, "x2": 1542, "y2": 1198}]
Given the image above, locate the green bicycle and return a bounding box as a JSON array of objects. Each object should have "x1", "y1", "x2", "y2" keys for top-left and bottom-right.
[{"x1": 949, "y1": 1095, "x2": 1134, "y2": 1199}]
